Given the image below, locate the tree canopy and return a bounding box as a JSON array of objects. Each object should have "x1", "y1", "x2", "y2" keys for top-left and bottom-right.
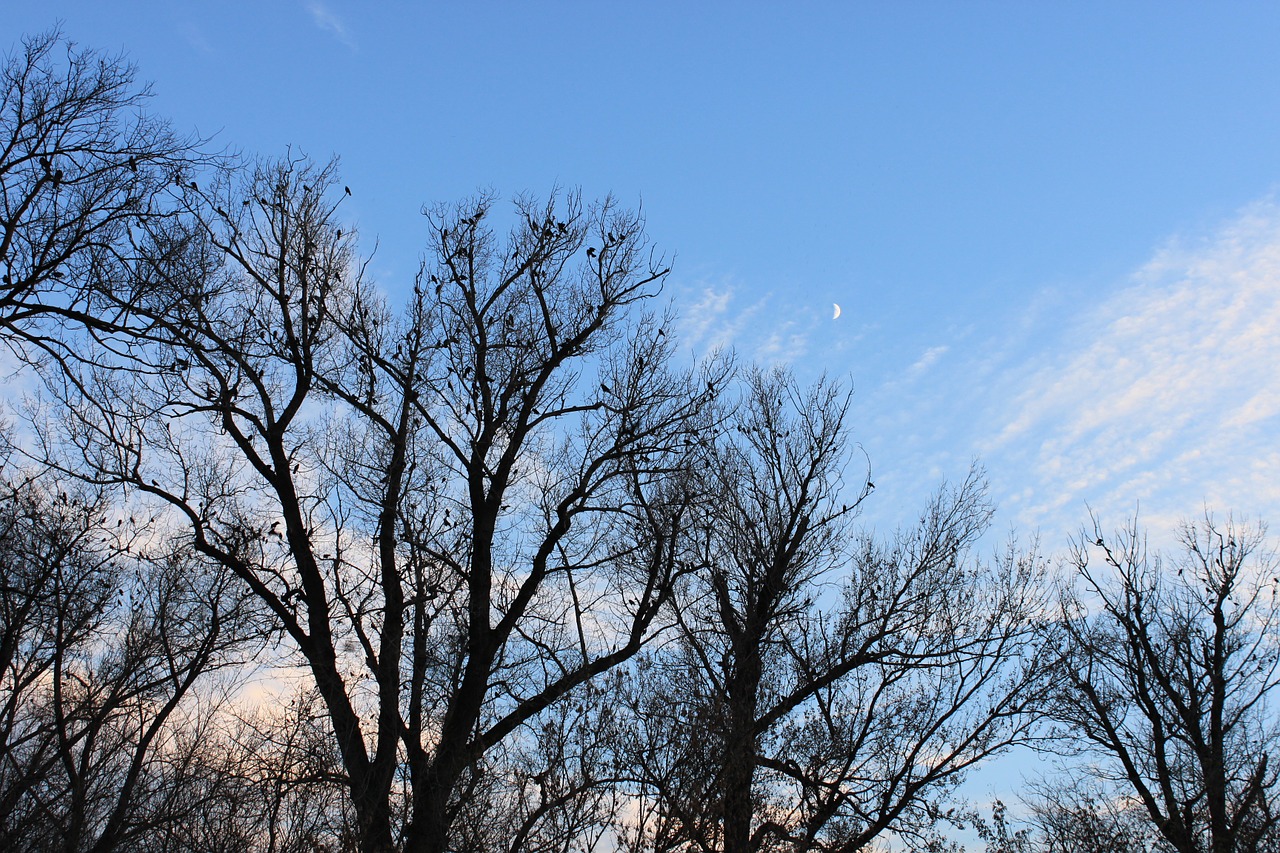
[{"x1": 1, "y1": 29, "x2": 1276, "y2": 853}]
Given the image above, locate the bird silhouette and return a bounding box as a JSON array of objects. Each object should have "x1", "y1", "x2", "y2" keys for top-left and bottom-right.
[{"x1": 344, "y1": 185, "x2": 352, "y2": 196}]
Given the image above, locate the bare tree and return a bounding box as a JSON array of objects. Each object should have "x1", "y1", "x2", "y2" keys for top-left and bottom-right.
[
  {"x1": 34, "y1": 154, "x2": 720, "y2": 852},
  {"x1": 0, "y1": 29, "x2": 205, "y2": 347},
  {"x1": 973, "y1": 787, "x2": 1164, "y2": 853},
  {"x1": 617, "y1": 368, "x2": 1051, "y2": 853},
  {"x1": 0, "y1": 461, "x2": 254, "y2": 852},
  {"x1": 1047, "y1": 515, "x2": 1280, "y2": 853},
  {"x1": 147, "y1": 687, "x2": 361, "y2": 853},
  {"x1": 448, "y1": 670, "x2": 629, "y2": 853}
]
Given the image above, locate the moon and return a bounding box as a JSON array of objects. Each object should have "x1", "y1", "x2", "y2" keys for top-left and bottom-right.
[{"x1": 832, "y1": 303, "x2": 842, "y2": 320}]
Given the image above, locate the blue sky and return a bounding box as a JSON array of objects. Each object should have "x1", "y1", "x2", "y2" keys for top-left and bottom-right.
[{"x1": 8, "y1": 1, "x2": 1280, "y2": 548}]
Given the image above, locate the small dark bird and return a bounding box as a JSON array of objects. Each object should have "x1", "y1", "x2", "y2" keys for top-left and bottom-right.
[
  {"x1": 1096, "y1": 538, "x2": 1105, "y2": 547},
  {"x1": 39, "y1": 155, "x2": 51, "y2": 173},
  {"x1": 344, "y1": 185, "x2": 352, "y2": 196},
  {"x1": 867, "y1": 481, "x2": 875, "y2": 489},
  {"x1": 601, "y1": 383, "x2": 611, "y2": 394},
  {"x1": 52, "y1": 169, "x2": 63, "y2": 185},
  {"x1": 189, "y1": 180, "x2": 198, "y2": 191},
  {"x1": 586, "y1": 247, "x2": 596, "y2": 258},
  {"x1": 127, "y1": 156, "x2": 138, "y2": 171}
]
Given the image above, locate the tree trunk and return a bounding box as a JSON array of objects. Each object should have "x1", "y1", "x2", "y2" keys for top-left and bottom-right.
[{"x1": 723, "y1": 642, "x2": 763, "y2": 853}]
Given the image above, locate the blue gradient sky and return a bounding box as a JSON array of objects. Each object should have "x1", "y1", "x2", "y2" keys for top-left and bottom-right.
[{"x1": 9, "y1": 1, "x2": 1280, "y2": 548}]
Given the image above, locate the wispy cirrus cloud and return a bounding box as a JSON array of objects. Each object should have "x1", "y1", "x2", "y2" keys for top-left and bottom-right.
[
  {"x1": 986, "y1": 198, "x2": 1280, "y2": 541},
  {"x1": 177, "y1": 22, "x2": 215, "y2": 56},
  {"x1": 672, "y1": 280, "x2": 819, "y2": 366},
  {"x1": 306, "y1": 2, "x2": 356, "y2": 50},
  {"x1": 673, "y1": 279, "x2": 764, "y2": 357},
  {"x1": 908, "y1": 344, "x2": 949, "y2": 377},
  {"x1": 756, "y1": 319, "x2": 810, "y2": 364}
]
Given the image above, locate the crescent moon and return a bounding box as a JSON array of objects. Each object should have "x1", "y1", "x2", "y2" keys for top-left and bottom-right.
[{"x1": 832, "y1": 303, "x2": 842, "y2": 320}]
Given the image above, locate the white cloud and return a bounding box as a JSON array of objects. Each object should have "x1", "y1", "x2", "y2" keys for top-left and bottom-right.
[
  {"x1": 986, "y1": 198, "x2": 1280, "y2": 543},
  {"x1": 908, "y1": 345, "x2": 949, "y2": 377},
  {"x1": 755, "y1": 320, "x2": 809, "y2": 364},
  {"x1": 672, "y1": 279, "x2": 776, "y2": 358},
  {"x1": 177, "y1": 22, "x2": 214, "y2": 56},
  {"x1": 669, "y1": 275, "x2": 839, "y2": 368},
  {"x1": 678, "y1": 284, "x2": 736, "y2": 351},
  {"x1": 306, "y1": 2, "x2": 357, "y2": 49}
]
